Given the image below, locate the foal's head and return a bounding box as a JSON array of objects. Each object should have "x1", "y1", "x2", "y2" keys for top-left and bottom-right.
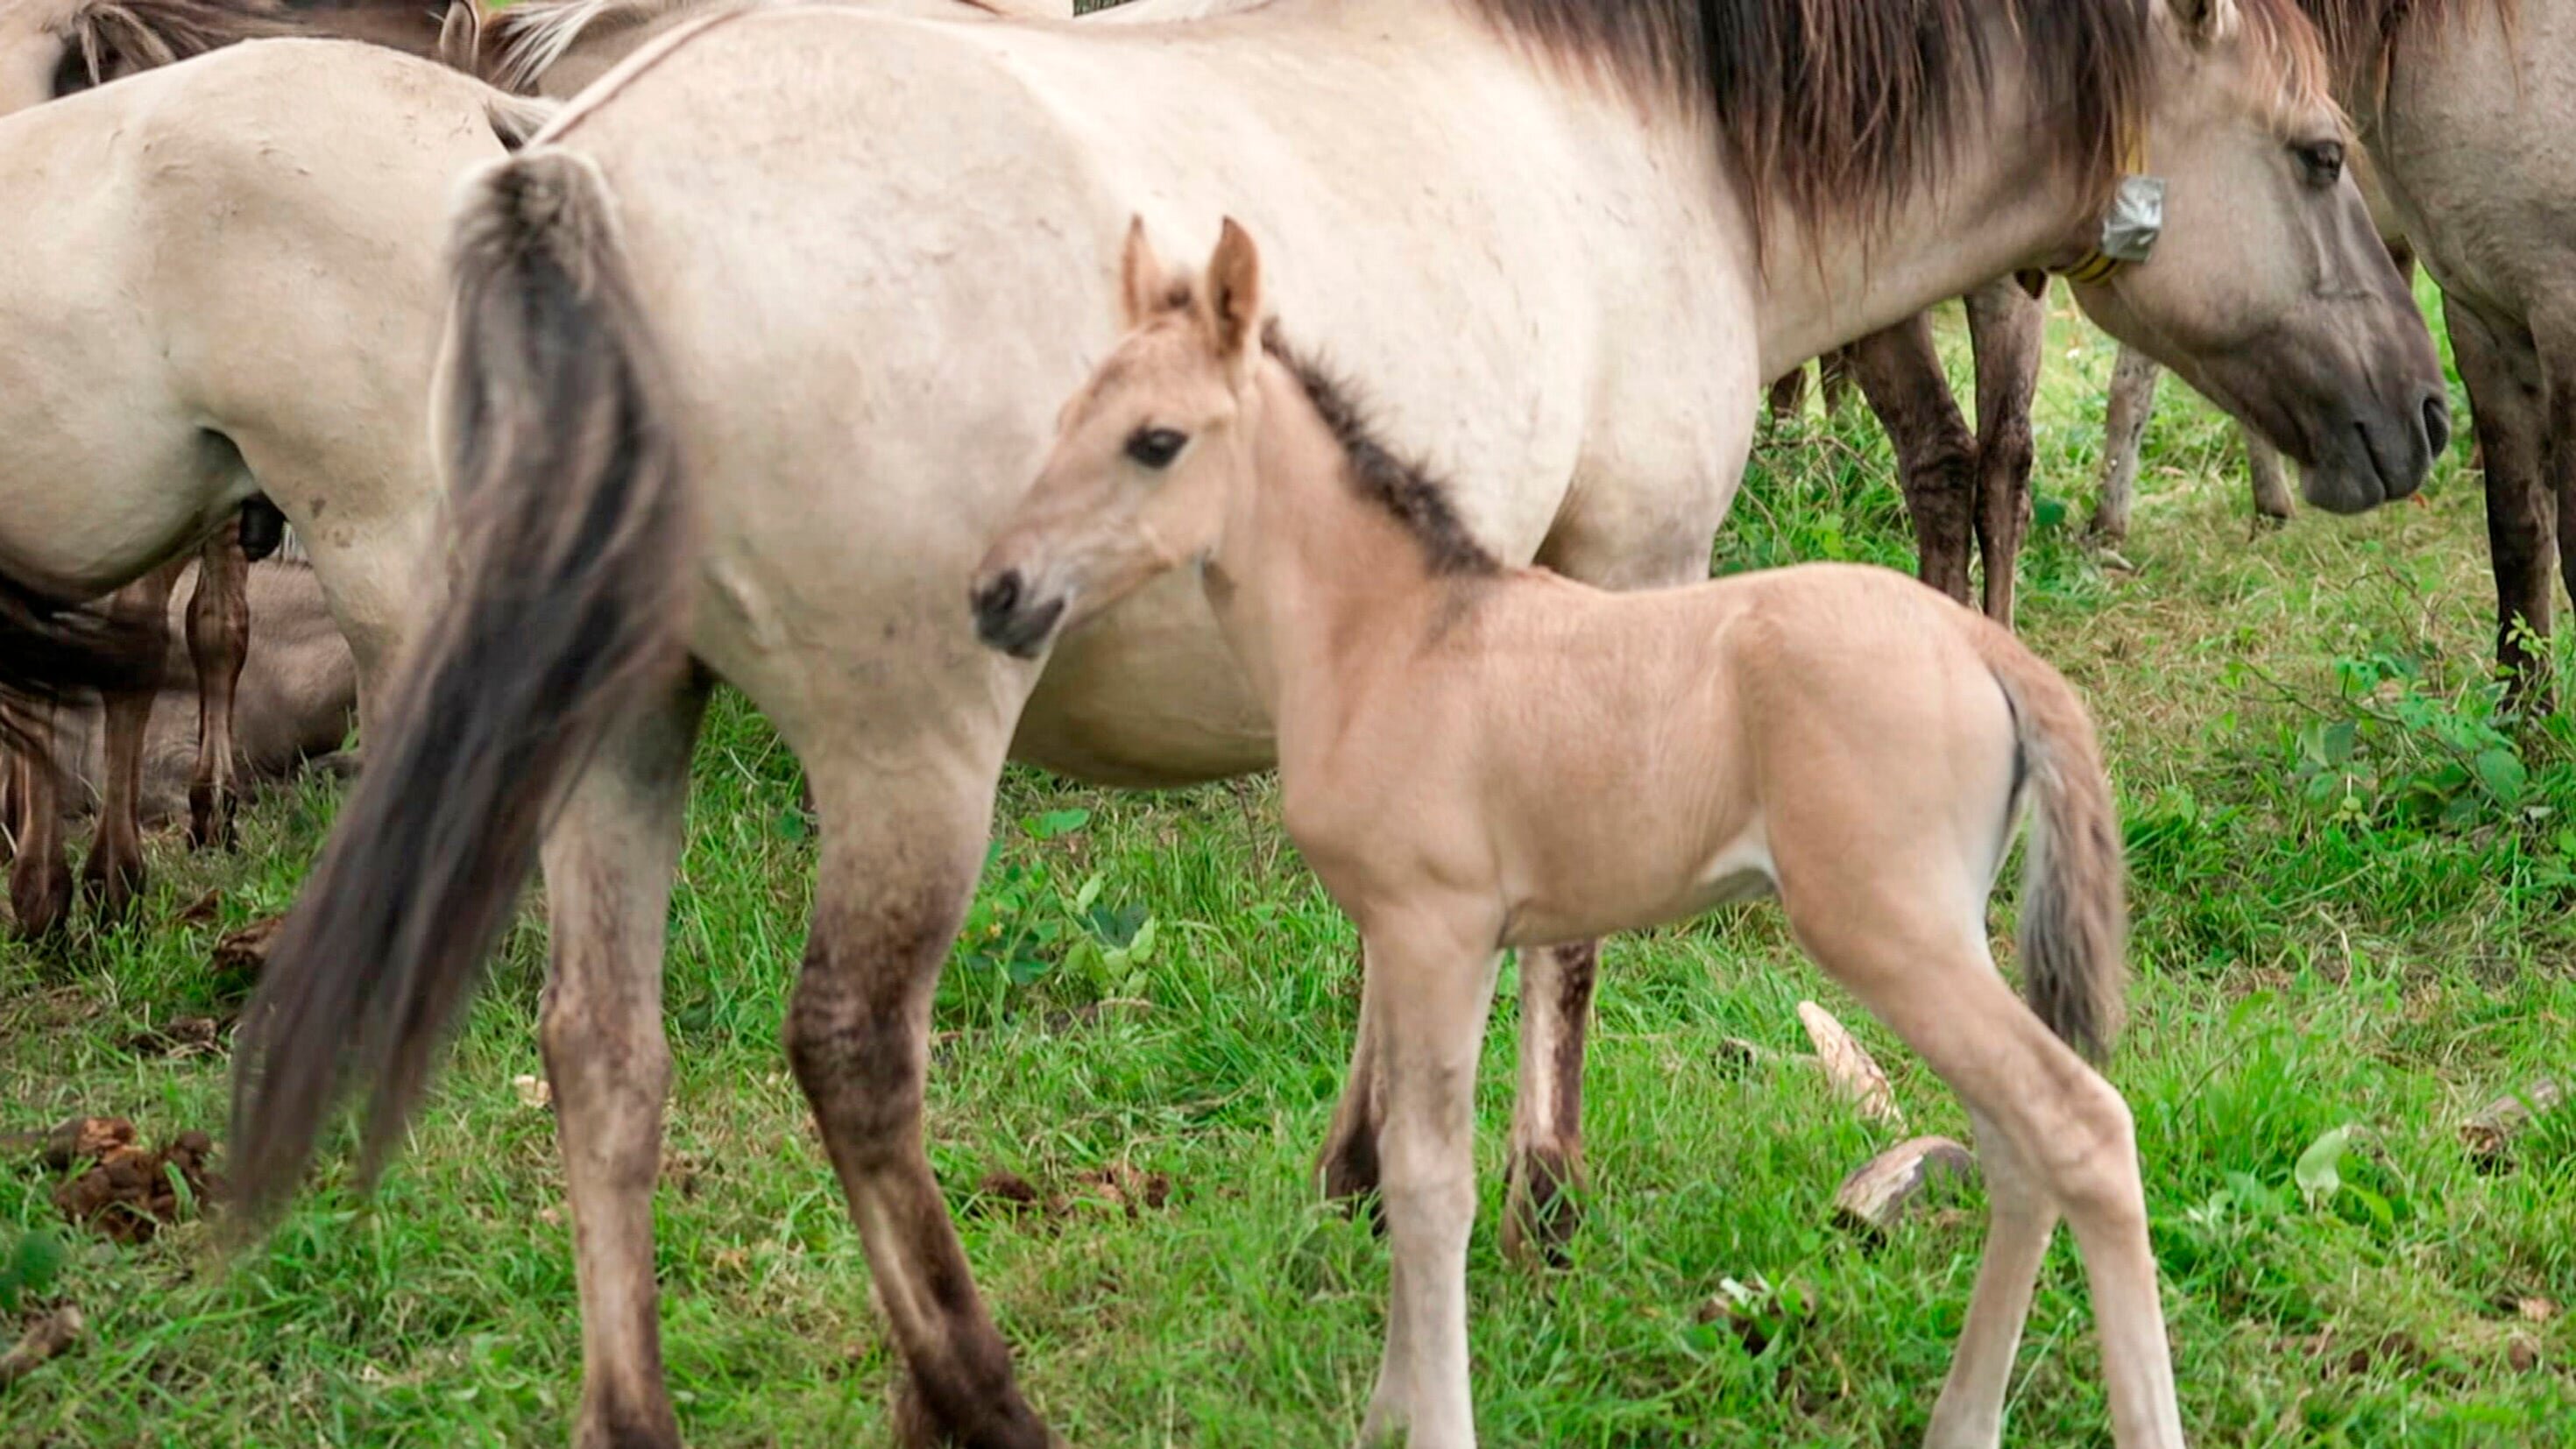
[{"x1": 972, "y1": 216, "x2": 1266, "y2": 661}]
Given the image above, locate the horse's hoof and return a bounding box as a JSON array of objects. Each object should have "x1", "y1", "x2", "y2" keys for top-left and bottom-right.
[{"x1": 1502, "y1": 1147, "x2": 1582, "y2": 1270}]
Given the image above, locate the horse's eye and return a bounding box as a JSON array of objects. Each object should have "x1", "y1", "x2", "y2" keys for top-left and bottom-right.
[
  {"x1": 1125, "y1": 427, "x2": 1188, "y2": 470},
  {"x1": 50, "y1": 40, "x2": 96, "y2": 98},
  {"x1": 2294, "y1": 139, "x2": 2345, "y2": 188}
]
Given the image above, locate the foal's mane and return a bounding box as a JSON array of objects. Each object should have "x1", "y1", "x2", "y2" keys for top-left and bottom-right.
[
  {"x1": 1258, "y1": 322, "x2": 1500, "y2": 578},
  {"x1": 1460, "y1": 0, "x2": 2339, "y2": 246}
]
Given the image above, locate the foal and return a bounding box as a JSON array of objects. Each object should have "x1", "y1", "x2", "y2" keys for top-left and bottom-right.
[{"x1": 973, "y1": 219, "x2": 2183, "y2": 1449}]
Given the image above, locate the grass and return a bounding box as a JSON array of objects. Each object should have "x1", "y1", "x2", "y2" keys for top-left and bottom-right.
[{"x1": 5, "y1": 277, "x2": 2574, "y2": 1446}]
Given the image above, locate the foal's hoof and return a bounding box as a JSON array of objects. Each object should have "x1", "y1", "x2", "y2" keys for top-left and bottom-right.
[
  {"x1": 188, "y1": 787, "x2": 238, "y2": 852},
  {"x1": 1501, "y1": 1147, "x2": 1582, "y2": 1269}
]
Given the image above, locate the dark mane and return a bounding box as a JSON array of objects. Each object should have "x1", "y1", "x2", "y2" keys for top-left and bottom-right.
[
  {"x1": 1459, "y1": 0, "x2": 2333, "y2": 246},
  {"x1": 59, "y1": 0, "x2": 447, "y2": 88},
  {"x1": 2296, "y1": 0, "x2": 2513, "y2": 100},
  {"x1": 1261, "y1": 325, "x2": 1501, "y2": 578}
]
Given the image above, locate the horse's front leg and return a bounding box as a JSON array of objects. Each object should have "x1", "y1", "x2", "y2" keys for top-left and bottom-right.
[
  {"x1": 4, "y1": 710, "x2": 69, "y2": 939},
  {"x1": 186, "y1": 526, "x2": 254, "y2": 850},
  {"x1": 2445, "y1": 295, "x2": 2553, "y2": 702},
  {"x1": 82, "y1": 564, "x2": 179, "y2": 924},
  {"x1": 2091, "y1": 344, "x2": 2162, "y2": 542},
  {"x1": 788, "y1": 743, "x2": 1052, "y2": 1448},
  {"x1": 539, "y1": 678, "x2": 707, "y2": 1449},
  {"x1": 1847, "y1": 312, "x2": 1978, "y2": 605},
  {"x1": 1355, "y1": 907, "x2": 1503, "y2": 1449},
  {"x1": 1966, "y1": 277, "x2": 2043, "y2": 627}
]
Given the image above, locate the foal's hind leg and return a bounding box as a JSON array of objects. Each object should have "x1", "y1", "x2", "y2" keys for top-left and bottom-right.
[
  {"x1": 789, "y1": 749, "x2": 1051, "y2": 1448},
  {"x1": 82, "y1": 564, "x2": 179, "y2": 924},
  {"x1": 1849, "y1": 312, "x2": 1978, "y2": 605},
  {"x1": 1782, "y1": 886, "x2": 2179, "y2": 1448},
  {"x1": 1966, "y1": 279, "x2": 2044, "y2": 627},
  {"x1": 539, "y1": 680, "x2": 707, "y2": 1449},
  {"x1": 187, "y1": 528, "x2": 254, "y2": 850}
]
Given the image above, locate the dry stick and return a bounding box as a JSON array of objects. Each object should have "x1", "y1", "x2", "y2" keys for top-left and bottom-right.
[
  {"x1": 2463, "y1": 1078, "x2": 2567, "y2": 1161},
  {"x1": 1797, "y1": 1000, "x2": 1903, "y2": 1127},
  {"x1": 1835, "y1": 1136, "x2": 1978, "y2": 1235},
  {"x1": 0, "y1": 1305, "x2": 82, "y2": 1388}
]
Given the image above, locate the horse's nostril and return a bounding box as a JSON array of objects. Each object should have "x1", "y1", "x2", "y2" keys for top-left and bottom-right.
[
  {"x1": 2423, "y1": 394, "x2": 2453, "y2": 461},
  {"x1": 973, "y1": 569, "x2": 1023, "y2": 622}
]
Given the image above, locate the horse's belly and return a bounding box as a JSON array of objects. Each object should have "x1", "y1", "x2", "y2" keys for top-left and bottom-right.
[{"x1": 1008, "y1": 572, "x2": 1277, "y2": 788}]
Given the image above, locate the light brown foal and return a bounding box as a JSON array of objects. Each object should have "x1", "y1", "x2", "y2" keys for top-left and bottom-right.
[{"x1": 974, "y1": 219, "x2": 2181, "y2": 1448}]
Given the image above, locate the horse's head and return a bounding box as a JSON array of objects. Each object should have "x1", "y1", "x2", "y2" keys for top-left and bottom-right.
[
  {"x1": 2067, "y1": 0, "x2": 2446, "y2": 514},
  {"x1": 0, "y1": 0, "x2": 277, "y2": 115},
  {"x1": 973, "y1": 217, "x2": 1260, "y2": 661}
]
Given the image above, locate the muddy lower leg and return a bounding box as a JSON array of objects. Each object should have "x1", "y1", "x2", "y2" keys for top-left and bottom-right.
[
  {"x1": 787, "y1": 775, "x2": 1051, "y2": 1449},
  {"x1": 2446, "y1": 297, "x2": 2554, "y2": 701},
  {"x1": 1501, "y1": 939, "x2": 1596, "y2": 1267},
  {"x1": 2241, "y1": 429, "x2": 2295, "y2": 521},
  {"x1": 2091, "y1": 345, "x2": 2161, "y2": 542},
  {"x1": 1357, "y1": 915, "x2": 1502, "y2": 1449},
  {"x1": 1318, "y1": 940, "x2": 1388, "y2": 1212},
  {"x1": 4, "y1": 712, "x2": 68, "y2": 940},
  {"x1": 1850, "y1": 313, "x2": 1978, "y2": 606},
  {"x1": 188, "y1": 528, "x2": 254, "y2": 850},
  {"x1": 83, "y1": 566, "x2": 179, "y2": 922},
  {"x1": 540, "y1": 682, "x2": 707, "y2": 1449},
  {"x1": 1966, "y1": 279, "x2": 2042, "y2": 627}
]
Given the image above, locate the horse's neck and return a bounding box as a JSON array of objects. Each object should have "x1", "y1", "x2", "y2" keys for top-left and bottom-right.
[
  {"x1": 1209, "y1": 364, "x2": 1454, "y2": 737},
  {"x1": 1750, "y1": 22, "x2": 2103, "y2": 375}
]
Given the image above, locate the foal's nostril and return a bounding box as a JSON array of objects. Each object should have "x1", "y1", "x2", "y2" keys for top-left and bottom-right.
[{"x1": 2423, "y1": 394, "x2": 2453, "y2": 461}]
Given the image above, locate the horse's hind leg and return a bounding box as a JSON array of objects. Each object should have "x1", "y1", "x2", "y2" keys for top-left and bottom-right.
[
  {"x1": 539, "y1": 679, "x2": 708, "y2": 1449},
  {"x1": 1848, "y1": 311, "x2": 1977, "y2": 606},
  {"x1": 4, "y1": 710, "x2": 69, "y2": 939},
  {"x1": 789, "y1": 748, "x2": 1050, "y2": 1447},
  {"x1": 1500, "y1": 939, "x2": 1596, "y2": 1267},
  {"x1": 1966, "y1": 278, "x2": 2043, "y2": 627},
  {"x1": 187, "y1": 527, "x2": 253, "y2": 850},
  {"x1": 82, "y1": 564, "x2": 178, "y2": 924},
  {"x1": 2445, "y1": 296, "x2": 2553, "y2": 698}
]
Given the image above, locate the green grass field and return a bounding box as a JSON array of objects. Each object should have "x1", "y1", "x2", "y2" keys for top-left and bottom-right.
[{"x1": 5, "y1": 282, "x2": 2572, "y2": 1446}]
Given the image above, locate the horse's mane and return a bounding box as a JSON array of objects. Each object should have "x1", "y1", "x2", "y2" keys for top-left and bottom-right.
[
  {"x1": 1459, "y1": 0, "x2": 2337, "y2": 247},
  {"x1": 1260, "y1": 322, "x2": 1501, "y2": 579},
  {"x1": 2296, "y1": 0, "x2": 2513, "y2": 102},
  {"x1": 481, "y1": 0, "x2": 704, "y2": 90},
  {"x1": 59, "y1": 0, "x2": 448, "y2": 86}
]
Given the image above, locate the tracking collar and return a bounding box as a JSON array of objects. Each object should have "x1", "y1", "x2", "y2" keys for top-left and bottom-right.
[{"x1": 2055, "y1": 136, "x2": 2163, "y2": 285}]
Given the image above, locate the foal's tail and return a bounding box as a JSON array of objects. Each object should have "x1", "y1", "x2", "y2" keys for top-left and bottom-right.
[
  {"x1": 1975, "y1": 626, "x2": 2128, "y2": 1062},
  {"x1": 230, "y1": 147, "x2": 694, "y2": 1229}
]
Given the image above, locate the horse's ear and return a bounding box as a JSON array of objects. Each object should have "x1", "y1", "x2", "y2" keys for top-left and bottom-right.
[
  {"x1": 437, "y1": 1, "x2": 487, "y2": 78},
  {"x1": 2162, "y1": 0, "x2": 2240, "y2": 44},
  {"x1": 1119, "y1": 216, "x2": 1166, "y2": 329},
  {"x1": 1203, "y1": 217, "x2": 1263, "y2": 381}
]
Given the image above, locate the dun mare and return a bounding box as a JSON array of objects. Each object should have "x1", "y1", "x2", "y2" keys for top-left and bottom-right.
[
  {"x1": 0, "y1": 0, "x2": 449, "y2": 937},
  {"x1": 973, "y1": 215, "x2": 2169, "y2": 1449},
  {"x1": 229, "y1": 2, "x2": 2439, "y2": 1444}
]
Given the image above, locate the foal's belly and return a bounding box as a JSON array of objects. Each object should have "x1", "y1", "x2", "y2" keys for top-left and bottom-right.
[{"x1": 1502, "y1": 817, "x2": 1777, "y2": 950}]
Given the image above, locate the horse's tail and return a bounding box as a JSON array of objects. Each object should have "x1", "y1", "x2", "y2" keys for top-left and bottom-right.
[
  {"x1": 0, "y1": 584, "x2": 164, "y2": 752},
  {"x1": 230, "y1": 146, "x2": 693, "y2": 1228},
  {"x1": 1974, "y1": 624, "x2": 2128, "y2": 1062}
]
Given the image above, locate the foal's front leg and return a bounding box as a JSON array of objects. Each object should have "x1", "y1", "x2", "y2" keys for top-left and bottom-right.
[{"x1": 1355, "y1": 907, "x2": 1504, "y2": 1449}]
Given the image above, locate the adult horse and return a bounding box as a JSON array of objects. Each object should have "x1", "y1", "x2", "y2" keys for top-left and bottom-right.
[
  {"x1": 230, "y1": 2, "x2": 2444, "y2": 1444},
  {"x1": 0, "y1": 0, "x2": 449, "y2": 937},
  {"x1": 2304, "y1": 0, "x2": 2570, "y2": 694}
]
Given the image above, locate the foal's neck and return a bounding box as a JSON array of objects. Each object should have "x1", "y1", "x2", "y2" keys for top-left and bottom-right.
[{"x1": 1207, "y1": 361, "x2": 1478, "y2": 733}]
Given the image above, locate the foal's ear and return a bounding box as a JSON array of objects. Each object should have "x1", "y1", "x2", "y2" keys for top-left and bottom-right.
[
  {"x1": 2161, "y1": 0, "x2": 2240, "y2": 44},
  {"x1": 1203, "y1": 217, "x2": 1263, "y2": 382},
  {"x1": 1119, "y1": 216, "x2": 1169, "y2": 329}
]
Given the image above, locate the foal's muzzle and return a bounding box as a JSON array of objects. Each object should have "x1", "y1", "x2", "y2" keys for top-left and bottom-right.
[{"x1": 969, "y1": 568, "x2": 1065, "y2": 660}]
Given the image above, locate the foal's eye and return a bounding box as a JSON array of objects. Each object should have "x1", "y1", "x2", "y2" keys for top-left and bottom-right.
[
  {"x1": 1125, "y1": 427, "x2": 1188, "y2": 470},
  {"x1": 2294, "y1": 139, "x2": 2345, "y2": 188}
]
